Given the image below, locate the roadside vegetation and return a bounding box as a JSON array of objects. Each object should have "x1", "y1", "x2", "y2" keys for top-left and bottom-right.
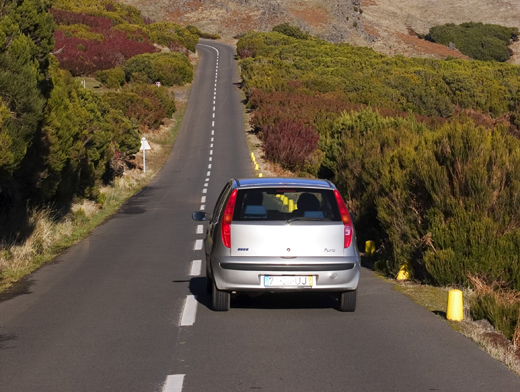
[
  {"x1": 424, "y1": 22, "x2": 519, "y2": 62},
  {"x1": 0, "y1": 0, "x2": 208, "y2": 291},
  {"x1": 238, "y1": 26, "x2": 520, "y2": 346}
]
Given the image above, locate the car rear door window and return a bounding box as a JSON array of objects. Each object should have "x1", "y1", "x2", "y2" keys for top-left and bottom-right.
[{"x1": 233, "y1": 188, "x2": 341, "y2": 222}]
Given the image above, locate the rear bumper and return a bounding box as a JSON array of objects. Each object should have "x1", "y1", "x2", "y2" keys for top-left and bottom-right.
[{"x1": 210, "y1": 255, "x2": 360, "y2": 292}]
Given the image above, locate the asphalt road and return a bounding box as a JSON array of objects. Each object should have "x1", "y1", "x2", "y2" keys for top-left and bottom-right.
[{"x1": 1, "y1": 40, "x2": 520, "y2": 392}]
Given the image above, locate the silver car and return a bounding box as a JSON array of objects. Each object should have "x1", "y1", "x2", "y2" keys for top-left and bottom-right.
[{"x1": 192, "y1": 178, "x2": 360, "y2": 312}]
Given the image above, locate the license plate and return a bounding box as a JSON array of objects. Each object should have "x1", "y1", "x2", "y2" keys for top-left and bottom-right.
[{"x1": 263, "y1": 275, "x2": 314, "y2": 288}]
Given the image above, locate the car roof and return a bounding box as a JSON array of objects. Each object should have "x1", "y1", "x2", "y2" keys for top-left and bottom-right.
[{"x1": 234, "y1": 177, "x2": 335, "y2": 189}]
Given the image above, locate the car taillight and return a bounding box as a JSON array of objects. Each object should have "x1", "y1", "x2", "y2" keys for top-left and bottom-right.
[
  {"x1": 221, "y1": 189, "x2": 238, "y2": 248},
  {"x1": 334, "y1": 190, "x2": 353, "y2": 248}
]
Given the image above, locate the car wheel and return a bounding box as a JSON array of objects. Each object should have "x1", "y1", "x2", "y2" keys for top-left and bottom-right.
[
  {"x1": 212, "y1": 280, "x2": 230, "y2": 311},
  {"x1": 338, "y1": 290, "x2": 356, "y2": 312},
  {"x1": 206, "y1": 276, "x2": 212, "y2": 294}
]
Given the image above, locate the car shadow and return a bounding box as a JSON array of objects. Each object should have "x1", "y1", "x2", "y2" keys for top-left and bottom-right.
[{"x1": 188, "y1": 276, "x2": 341, "y2": 311}]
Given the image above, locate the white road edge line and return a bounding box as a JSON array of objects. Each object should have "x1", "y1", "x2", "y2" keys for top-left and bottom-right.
[
  {"x1": 190, "y1": 260, "x2": 202, "y2": 276},
  {"x1": 180, "y1": 295, "x2": 198, "y2": 326},
  {"x1": 194, "y1": 239, "x2": 203, "y2": 250},
  {"x1": 162, "y1": 374, "x2": 185, "y2": 392}
]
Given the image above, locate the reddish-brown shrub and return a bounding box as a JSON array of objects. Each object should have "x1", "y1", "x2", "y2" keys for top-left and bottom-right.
[
  {"x1": 262, "y1": 120, "x2": 319, "y2": 171},
  {"x1": 54, "y1": 30, "x2": 157, "y2": 75}
]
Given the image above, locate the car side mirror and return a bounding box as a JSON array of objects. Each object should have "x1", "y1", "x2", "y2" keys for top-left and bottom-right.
[{"x1": 192, "y1": 211, "x2": 208, "y2": 221}]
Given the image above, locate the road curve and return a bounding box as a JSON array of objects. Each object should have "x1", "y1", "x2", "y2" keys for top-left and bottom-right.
[{"x1": 1, "y1": 40, "x2": 520, "y2": 392}]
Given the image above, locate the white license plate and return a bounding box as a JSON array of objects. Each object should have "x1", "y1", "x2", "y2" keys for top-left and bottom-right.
[{"x1": 263, "y1": 275, "x2": 314, "y2": 288}]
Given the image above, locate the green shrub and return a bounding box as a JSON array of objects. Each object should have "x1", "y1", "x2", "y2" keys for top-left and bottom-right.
[
  {"x1": 272, "y1": 23, "x2": 310, "y2": 40},
  {"x1": 470, "y1": 277, "x2": 520, "y2": 340},
  {"x1": 123, "y1": 52, "x2": 193, "y2": 86},
  {"x1": 102, "y1": 84, "x2": 175, "y2": 130},
  {"x1": 426, "y1": 22, "x2": 519, "y2": 62},
  {"x1": 332, "y1": 110, "x2": 520, "y2": 286},
  {"x1": 238, "y1": 31, "x2": 520, "y2": 118},
  {"x1": 186, "y1": 25, "x2": 220, "y2": 40},
  {"x1": 145, "y1": 22, "x2": 198, "y2": 52},
  {"x1": 57, "y1": 24, "x2": 104, "y2": 41},
  {"x1": 95, "y1": 67, "x2": 125, "y2": 88}
]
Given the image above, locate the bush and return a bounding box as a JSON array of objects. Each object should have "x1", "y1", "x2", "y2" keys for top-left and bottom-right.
[
  {"x1": 237, "y1": 31, "x2": 520, "y2": 119},
  {"x1": 102, "y1": 84, "x2": 176, "y2": 130},
  {"x1": 262, "y1": 120, "x2": 319, "y2": 171},
  {"x1": 333, "y1": 110, "x2": 520, "y2": 287},
  {"x1": 145, "y1": 22, "x2": 198, "y2": 52},
  {"x1": 53, "y1": 29, "x2": 157, "y2": 75},
  {"x1": 272, "y1": 23, "x2": 310, "y2": 40},
  {"x1": 186, "y1": 25, "x2": 220, "y2": 40},
  {"x1": 123, "y1": 52, "x2": 193, "y2": 86},
  {"x1": 470, "y1": 276, "x2": 520, "y2": 340},
  {"x1": 95, "y1": 66, "x2": 125, "y2": 88},
  {"x1": 426, "y1": 22, "x2": 519, "y2": 62}
]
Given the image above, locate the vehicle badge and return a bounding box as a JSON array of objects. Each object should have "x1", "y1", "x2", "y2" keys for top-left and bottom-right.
[{"x1": 287, "y1": 248, "x2": 291, "y2": 252}]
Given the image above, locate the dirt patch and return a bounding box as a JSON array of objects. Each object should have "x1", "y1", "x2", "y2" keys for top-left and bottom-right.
[
  {"x1": 286, "y1": 4, "x2": 329, "y2": 31},
  {"x1": 395, "y1": 32, "x2": 469, "y2": 59}
]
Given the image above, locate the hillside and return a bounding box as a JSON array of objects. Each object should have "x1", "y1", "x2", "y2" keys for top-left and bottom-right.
[
  {"x1": 116, "y1": 0, "x2": 520, "y2": 62},
  {"x1": 361, "y1": 0, "x2": 520, "y2": 64}
]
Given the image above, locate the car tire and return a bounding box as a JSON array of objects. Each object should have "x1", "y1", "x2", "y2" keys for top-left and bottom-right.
[
  {"x1": 205, "y1": 262, "x2": 212, "y2": 294},
  {"x1": 212, "y1": 280, "x2": 230, "y2": 311},
  {"x1": 338, "y1": 290, "x2": 356, "y2": 312},
  {"x1": 206, "y1": 275, "x2": 212, "y2": 294}
]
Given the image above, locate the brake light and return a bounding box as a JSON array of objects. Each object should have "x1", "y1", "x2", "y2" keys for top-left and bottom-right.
[
  {"x1": 221, "y1": 189, "x2": 238, "y2": 248},
  {"x1": 334, "y1": 190, "x2": 353, "y2": 248}
]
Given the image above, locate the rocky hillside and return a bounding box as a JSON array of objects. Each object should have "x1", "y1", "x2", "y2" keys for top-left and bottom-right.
[
  {"x1": 360, "y1": 0, "x2": 520, "y2": 63},
  {"x1": 116, "y1": 0, "x2": 520, "y2": 62},
  {"x1": 116, "y1": 0, "x2": 372, "y2": 44}
]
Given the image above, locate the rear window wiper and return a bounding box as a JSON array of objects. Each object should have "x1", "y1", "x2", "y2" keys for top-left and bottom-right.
[{"x1": 286, "y1": 217, "x2": 327, "y2": 224}]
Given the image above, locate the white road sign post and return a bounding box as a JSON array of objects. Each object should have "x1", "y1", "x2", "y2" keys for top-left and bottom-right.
[{"x1": 140, "y1": 137, "x2": 151, "y2": 173}]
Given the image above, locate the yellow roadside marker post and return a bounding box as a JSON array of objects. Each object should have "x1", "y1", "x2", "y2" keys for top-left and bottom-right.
[
  {"x1": 365, "y1": 240, "x2": 375, "y2": 256},
  {"x1": 396, "y1": 264, "x2": 410, "y2": 281},
  {"x1": 446, "y1": 289, "x2": 464, "y2": 321},
  {"x1": 254, "y1": 163, "x2": 259, "y2": 171},
  {"x1": 258, "y1": 173, "x2": 263, "y2": 177}
]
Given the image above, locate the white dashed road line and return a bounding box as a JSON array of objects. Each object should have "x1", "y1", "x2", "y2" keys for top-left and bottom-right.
[
  {"x1": 190, "y1": 260, "x2": 202, "y2": 276},
  {"x1": 162, "y1": 374, "x2": 185, "y2": 392},
  {"x1": 180, "y1": 295, "x2": 198, "y2": 326},
  {"x1": 194, "y1": 239, "x2": 203, "y2": 250},
  {"x1": 196, "y1": 225, "x2": 203, "y2": 234}
]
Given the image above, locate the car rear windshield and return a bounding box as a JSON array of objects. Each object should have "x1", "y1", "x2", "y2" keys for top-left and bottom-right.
[{"x1": 232, "y1": 188, "x2": 341, "y2": 222}]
